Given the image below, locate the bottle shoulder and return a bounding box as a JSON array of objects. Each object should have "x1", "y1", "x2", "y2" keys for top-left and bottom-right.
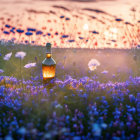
[{"x1": 42, "y1": 57, "x2": 56, "y2": 65}]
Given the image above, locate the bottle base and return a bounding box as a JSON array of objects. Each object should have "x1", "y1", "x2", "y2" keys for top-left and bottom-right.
[{"x1": 43, "y1": 77, "x2": 55, "y2": 88}]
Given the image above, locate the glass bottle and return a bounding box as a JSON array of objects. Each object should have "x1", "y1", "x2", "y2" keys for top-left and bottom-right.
[{"x1": 42, "y1": 43, "x2": 56, "y2": 82}]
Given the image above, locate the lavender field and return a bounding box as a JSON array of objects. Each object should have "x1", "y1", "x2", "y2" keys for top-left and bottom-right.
[
  {"x1": 0, "y1": 43, "x2": 140, "y2": 140},
  {"x1": 0, "y1": 0, "x2": 140, "y2": 139}
]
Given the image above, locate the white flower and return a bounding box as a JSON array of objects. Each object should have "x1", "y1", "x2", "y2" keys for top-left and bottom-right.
[
  {"x1": 0, "y1": 69, "x2": 4, "y2": 74},
  {"x1": 3, "y1": 52, "x2": 12, "y2": 60},
  {"x1": 112, "y1": 74, "x2": 116, "y2": 78},
  {"x1": 15, "y1": 51, "x2": 26, "y2": 59},
  {"x1": 24, "y1": 63, "x2": 36, "y2": 68},
  {"x1": 101, "y1": 70, "x2": 108, "y2": 74},
  {"x1": 88, "y1": 59, "x2": 100, "y2": 71}
]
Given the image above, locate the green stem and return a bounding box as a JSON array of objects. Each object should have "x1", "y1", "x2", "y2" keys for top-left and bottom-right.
[
  {"x1": 20, "y1": 58, "x2": 23, "y2": 88},
  {"x1": 20, "y1": 58, "x2": 22, "y2": 79}
]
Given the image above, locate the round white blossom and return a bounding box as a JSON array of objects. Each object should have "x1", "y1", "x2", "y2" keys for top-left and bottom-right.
[
  {"x1": 15, "y1": 51, "x2": 26, "y2": 59},
  {"x1": 88, "y1": 59, "x2": 100, "y2": 71}
]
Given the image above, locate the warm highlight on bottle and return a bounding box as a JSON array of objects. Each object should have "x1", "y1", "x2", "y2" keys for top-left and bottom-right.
[{"x1": 42, "y1": 43, "x2": 56, "y2": 82}]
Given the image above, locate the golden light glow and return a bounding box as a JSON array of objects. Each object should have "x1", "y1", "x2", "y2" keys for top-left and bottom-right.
[
  {"x1": 46, "y1": 54, "x2": 51, "y2": 58},
  {"x1": 89, "y1": 66, "x2": 97, "y2": 71},
  {"x1": 42, "y1": 65, "x2": 56, "y2": 79}
]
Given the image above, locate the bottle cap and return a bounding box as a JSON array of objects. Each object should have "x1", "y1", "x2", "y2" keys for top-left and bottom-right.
[{"x1": 46, "y1": 43, "x2": 51, "y2": 54}]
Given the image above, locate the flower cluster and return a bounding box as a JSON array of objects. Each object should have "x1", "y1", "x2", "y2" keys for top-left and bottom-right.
[{"x1": 0, "y1": 75, "x2": 139, "y2": 139}]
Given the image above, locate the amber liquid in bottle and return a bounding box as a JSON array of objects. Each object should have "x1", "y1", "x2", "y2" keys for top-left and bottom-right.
[{"x1": 42, "y1": 43, "x2": 56, "y2": 83}]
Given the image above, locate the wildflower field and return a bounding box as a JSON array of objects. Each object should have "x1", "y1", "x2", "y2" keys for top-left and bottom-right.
[
  {"x1": 0, "y1": 43, "x2": 140, "y2": 140},
  {"x1": 0, "y1": 0, "x2": 140, "y2": 139}
]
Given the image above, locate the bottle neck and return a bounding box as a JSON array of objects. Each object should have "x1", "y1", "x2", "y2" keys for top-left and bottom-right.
[{"x1": 46, "y1": 53, "x2": 51, "y2": 58}]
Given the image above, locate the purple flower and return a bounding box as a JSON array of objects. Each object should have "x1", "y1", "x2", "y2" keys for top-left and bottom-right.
[
  {"x1": 0, "y1": 86, "x2": 5, "y2": 96},
  {"x1": 5, "y1": 24, "x2": 11, "y2": 28},
  {"x1": 0, "y1": 69, "x2": 4, "y2": 74},
  {"x1": 27, "y1": 28, "x2": 36, "y2": 32},
  {"x1": 101, "y1": 70, "x2": 108, "y2": 74},
  {"x1": 60, "y1": 15, "x2": 65, "y2": 18},
  {"x1": 32, "y1": 41, "x2": 35, "y2": 44},
  {"x1": 115, "y1": 18, "x2": 123, "y2": 22},
  {"x1": 55, "y1": 32, "x2": 58, "y2": 35},
  {"x1": 61, "y1": 35, "x2": 69, "y2": 38},
  {"x1": 129, "y1": 94, "x2": 135, "y2": 102},
  {"x1": 92, "y1": 30, "x2": 99, "y2": 34},
  {"x1": 25, "y1": 32, "x2": 33, "y2": 36},
  {"x1": 4, "y1": 136, "x2": 13, "y2": 140},
  {"x1": 136, "y1": 45, "x2": 140, "y2": 48},
  {"x1": 3, "y1": 31, "x2": 10, "y2": 35},
  {"x1": 16, "y1": 29, "x2": 24, "y2": 34},
  {"x1": 68, "y1": 40, "x2": 75, "y2": 43},
  {"x1": 25, "y1": 40, "x2": 29, "y2": 44},
  {"x1": 101, "y1": 123, "x2": 107, "y2": 129},
  {"x1": 47, "y1": 33, "x2": 51, "y2": 36},
  {"x1": 65, "y1": 17, "x2": 70, "y2": 20},
  {"x1": 36, "y1": 31, "x2": 43, "y2": 35},
  {"x1": 137, "y1": 93, "x2": 140, "y2": 100},
  {"x1": 73, "y1": 136, "x2": 81, "y2": 140},
  {"x1": 55, "y1": 104, "x2": 63, "y2": 109},
  {"x1": 18, "y1": 127, "x2": 27, "y2": 135},
  {"x1": 10, "y1": 29, "x2": 15, "y2": 34},
  {"x1": 79, "y1": 37, "x2": 84, "y2": 40}
]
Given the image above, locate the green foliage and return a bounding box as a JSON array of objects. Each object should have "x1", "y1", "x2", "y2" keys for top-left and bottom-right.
[{"x1": 0, "y1": 44, "x2": 140, "y2": 81}]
